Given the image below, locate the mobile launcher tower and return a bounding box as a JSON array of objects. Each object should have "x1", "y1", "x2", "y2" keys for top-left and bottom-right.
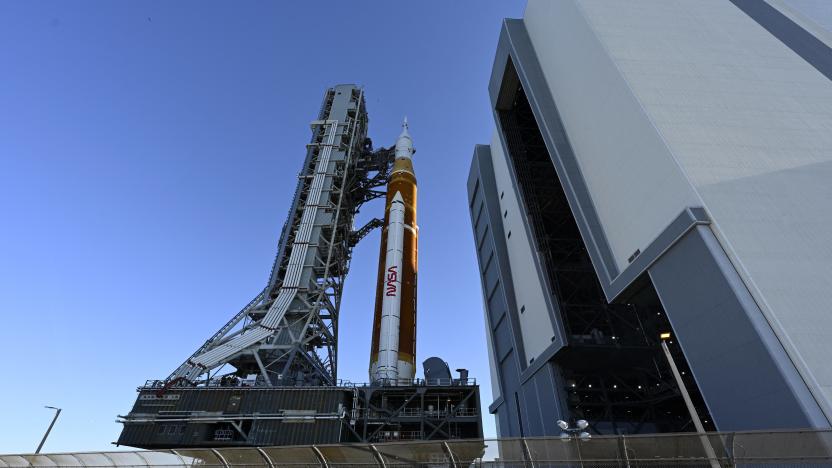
[{"x1": 117, "y1": 85, "x2": 482, "y2": 448}]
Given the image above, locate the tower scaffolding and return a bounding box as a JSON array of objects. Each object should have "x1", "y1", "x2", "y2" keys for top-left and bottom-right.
[{"x1": 166, "y1": 84, "x2": 392, "y2": 388}]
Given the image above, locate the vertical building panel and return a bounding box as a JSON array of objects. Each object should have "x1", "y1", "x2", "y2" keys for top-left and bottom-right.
[{"x1": 489, "y1": 132, "x2": 556, "y2": 363}]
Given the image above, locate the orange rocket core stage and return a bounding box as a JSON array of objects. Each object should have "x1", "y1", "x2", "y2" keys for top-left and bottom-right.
[{"x1": 369, "y1": 143, "x2": 418, "y2": 382}]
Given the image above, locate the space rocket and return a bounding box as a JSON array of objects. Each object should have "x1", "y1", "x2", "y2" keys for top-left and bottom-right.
[{"x1": 369, "y1": 118, "x2": 418, "y2": 384}]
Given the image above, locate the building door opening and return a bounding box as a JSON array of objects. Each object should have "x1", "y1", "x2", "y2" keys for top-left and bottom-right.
[{"x1": 496, "y1": 59, "x2": 713, "y2": 434}]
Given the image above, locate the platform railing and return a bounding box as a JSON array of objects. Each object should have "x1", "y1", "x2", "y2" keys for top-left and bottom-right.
[{"x1": 7, "y1": 429, "x2": 832, "y2": 467}]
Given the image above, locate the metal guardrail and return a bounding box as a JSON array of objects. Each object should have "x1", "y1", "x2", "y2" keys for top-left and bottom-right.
[{"x1": 5, "y1": 430, "x2": 832, "y2": 467}]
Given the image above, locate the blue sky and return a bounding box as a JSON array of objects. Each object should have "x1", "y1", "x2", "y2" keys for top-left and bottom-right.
[{"x1": 0, "y1": 0, "x2": 525, "y2": 454}]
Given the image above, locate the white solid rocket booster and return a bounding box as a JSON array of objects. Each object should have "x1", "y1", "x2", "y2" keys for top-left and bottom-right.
[{"x1": 376, "y1": 192, "x2": 406, "y2": 381}]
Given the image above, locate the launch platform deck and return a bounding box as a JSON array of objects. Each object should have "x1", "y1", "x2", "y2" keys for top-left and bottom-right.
[{"x1": 117, "y1": 379, "x2": 482, "y2": 448}]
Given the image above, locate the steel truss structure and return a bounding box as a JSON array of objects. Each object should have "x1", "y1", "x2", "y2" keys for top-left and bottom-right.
[
  {"x1": 347, "y1": 380, "x2": 482, "y2": 443},
  {"x1": 166, "y1": 84, "x2": 393, "y2": 388}
]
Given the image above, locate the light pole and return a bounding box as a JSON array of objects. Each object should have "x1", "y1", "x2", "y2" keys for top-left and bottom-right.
[
  {"x1": 35, "y1": 406, "x2": 62, "y2": 454},
  {"x1": 558, "y1": 419, "x2": 590, "y2": 467},
  {"x1": 660, "y1": 333, "x2": 721, "y2": 468}
]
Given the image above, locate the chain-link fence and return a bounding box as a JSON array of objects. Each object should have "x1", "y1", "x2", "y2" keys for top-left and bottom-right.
[{"x1": 4, "y1": 430, "x2": 832, "y2": 467}]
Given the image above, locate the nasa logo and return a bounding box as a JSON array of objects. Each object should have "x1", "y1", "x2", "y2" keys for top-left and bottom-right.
[{"x1": 385, "y1": 266, "x2": 398, "y2": 296}]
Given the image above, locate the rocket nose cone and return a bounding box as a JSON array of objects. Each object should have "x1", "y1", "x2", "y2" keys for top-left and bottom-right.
[
  {"x1": 392, "y1": 191, "x2": 404, "y2": 203},
  {"x1": 397, "y1": 120, "x2": 411, "y2": 141},
  {"x1": 395, "y1": 117, "x2": 414, "y2": 160}
]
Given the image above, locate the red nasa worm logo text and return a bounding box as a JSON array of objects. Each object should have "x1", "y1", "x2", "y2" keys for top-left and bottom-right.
[{"x1": 385, "y1": 266, "x2": 398, "y2": 297}]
